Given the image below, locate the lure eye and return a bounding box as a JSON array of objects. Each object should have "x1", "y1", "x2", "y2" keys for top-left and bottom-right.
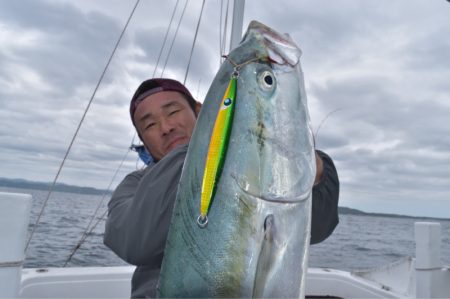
[
  {"x1": 221, "y1": 97, "x2": 233, "y2": 110},
  {"x1": 258, "y1": 71, "x2": 276, "y2": 91}
]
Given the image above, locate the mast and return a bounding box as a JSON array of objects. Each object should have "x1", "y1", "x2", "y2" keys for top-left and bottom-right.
[{"x1": 229, "y1": 0, "x2": 245, "y2": 52}]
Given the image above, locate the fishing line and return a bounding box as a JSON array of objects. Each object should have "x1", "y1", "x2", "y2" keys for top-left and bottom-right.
[
  {"x1": 66, "y1": 0, "x2": 182, "y2": 260},
  {"x1": 314, "y1": 107, "x2": 343, "y2": 146},
  {"x1": 219, "y1": 0, "x2": 224, "y2": 61},
  {"x1": 25, "y1": 0, "x2": 141, "y2": 252},
  {"x1": 63, "y1": 207, "x2": 109, "y2": 266},
  {"x1": 152, "y1": 0, "x2": 181, "y2": 78},
  {"x1": 63, "y1": 147, "x2": 132, "y2": 267},
  {"x1": 223, "y1": 54, "x2": 262, "y2": 72},
  {"x1": 161, "y1": 0, "x2": 189, "y2": 77},
  {"x1": 183, "y1": 0, "x2": 206, "y2": 85},
  {"x1": 196, "y1": 78, "x2": 202, "y2": 99}
]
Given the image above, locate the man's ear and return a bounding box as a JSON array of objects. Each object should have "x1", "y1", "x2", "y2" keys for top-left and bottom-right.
[{"x1": 194, "y1": 101, "x2": 202, "y2": 116}]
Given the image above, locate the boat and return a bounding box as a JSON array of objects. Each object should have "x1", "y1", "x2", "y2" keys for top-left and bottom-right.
[
  {"x1": 2, "y1": 191, "x2": 450, "y2": 298},
  {"x1": 1, "y1": 2, "x2": 449, "y2": 298}
]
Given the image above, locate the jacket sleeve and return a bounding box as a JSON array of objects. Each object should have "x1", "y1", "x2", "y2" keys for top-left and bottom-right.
[
  {"x1": 310, "y1": 150, "x2": 340, "y2": 244},
  {"x1": 103, "y1": 145, "x2": 187, "y2": 267}
]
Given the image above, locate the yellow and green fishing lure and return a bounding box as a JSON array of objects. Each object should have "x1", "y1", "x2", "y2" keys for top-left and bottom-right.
[{"x1": 197, "y1": 76, "x2": 237, "y2": 228}]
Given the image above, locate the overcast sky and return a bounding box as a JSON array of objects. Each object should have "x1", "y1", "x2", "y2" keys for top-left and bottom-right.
[{"x1": 1, "y1": 0, "x2": 449, "y2": 218}]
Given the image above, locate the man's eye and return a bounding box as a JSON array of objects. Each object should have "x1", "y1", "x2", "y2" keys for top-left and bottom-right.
[
  {"x1": 169, "y1": 109, "x2": 180, "y2": 116},
  {"x1": 145, "y1": 123, "x2": 155, "y2": 130}
]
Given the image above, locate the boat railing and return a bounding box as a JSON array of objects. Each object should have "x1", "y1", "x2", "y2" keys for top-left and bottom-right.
[
  {"x1": 1, "y1": 191, "x2": 449, "y2": 299},
  {"x1": 0, "y1": 192, "x2": 32, "y2": 298}
]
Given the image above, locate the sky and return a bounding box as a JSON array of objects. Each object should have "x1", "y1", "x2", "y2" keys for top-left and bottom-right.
[{"x1": 1, "y1": 0, "x2": 449, "y2": 218}]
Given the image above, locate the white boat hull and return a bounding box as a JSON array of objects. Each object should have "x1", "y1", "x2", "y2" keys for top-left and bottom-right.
[{"x1": 19, "y1": 266, "x2": 409, "y2": 299}]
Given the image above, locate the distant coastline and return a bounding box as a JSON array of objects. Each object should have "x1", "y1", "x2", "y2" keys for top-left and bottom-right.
[
  {"x1": 338, "y1": 206, "x2": 449, "y2": 222},
  {"x1": 0, "y1": 177, "x2": 111, "y2": 196},
  {"x1": 0, "y1": 177, "x2": 448, "y2": 221}
]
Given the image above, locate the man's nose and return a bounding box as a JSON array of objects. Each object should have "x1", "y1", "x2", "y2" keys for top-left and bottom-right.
[{"x1": 160, "y1": 117, "x2": 175, "y2": 135}]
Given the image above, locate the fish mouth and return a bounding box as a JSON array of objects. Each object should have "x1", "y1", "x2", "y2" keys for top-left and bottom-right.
[
  {"x1": 243, "y1": 20, "x2": 302, "y2": 67},
  {"x1": 232, "y1": 174, "x2": 311, "y2": 204}
]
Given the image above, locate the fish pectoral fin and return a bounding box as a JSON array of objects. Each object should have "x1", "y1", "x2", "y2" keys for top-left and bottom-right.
[{"x1": 252, "y1": 214, "x2": 277, "y2": 298}]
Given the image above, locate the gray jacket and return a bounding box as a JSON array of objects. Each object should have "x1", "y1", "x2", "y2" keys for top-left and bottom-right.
[{"x1": 104, "y1": 144, "x2": 339, "y2": 298}]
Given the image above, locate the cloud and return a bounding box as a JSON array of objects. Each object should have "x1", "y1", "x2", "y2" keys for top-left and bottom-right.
[{"x1": 0, "y1": 0, "x2": 449, "y2": 217}]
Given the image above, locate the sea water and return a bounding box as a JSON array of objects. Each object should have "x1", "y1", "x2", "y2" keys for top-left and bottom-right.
[{"x1": 1, "y1": 187, "x2": 449, "y2": 270}]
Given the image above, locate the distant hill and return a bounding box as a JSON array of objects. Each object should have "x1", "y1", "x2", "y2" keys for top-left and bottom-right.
[
  {"x1": 0, "y1": 177, "x2": 448, "y2": 221},
  {"x1": 0, "y1": 177, "x2": 111, "y2": 195},
  {"x1": 339, "y1": 206, "x2": 449, "y2": 221}
]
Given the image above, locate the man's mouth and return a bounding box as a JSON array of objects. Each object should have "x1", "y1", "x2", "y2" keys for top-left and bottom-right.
[{"x1": 165, "y1": 136, "x2": 187, "y2": 152}]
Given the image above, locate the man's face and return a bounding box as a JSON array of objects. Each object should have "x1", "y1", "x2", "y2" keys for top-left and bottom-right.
[{"x1": 134, "y1": 91, "x2": 197, "y2": 161}]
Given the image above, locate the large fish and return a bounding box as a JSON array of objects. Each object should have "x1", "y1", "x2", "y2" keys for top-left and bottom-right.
[{"x1": 158, "y1": 20, "x2": 316, "y2": 298}]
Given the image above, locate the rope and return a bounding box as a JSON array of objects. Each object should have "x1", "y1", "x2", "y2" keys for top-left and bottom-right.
[
  {"x1": 183, "y1": 0, "x2": 206, "y2": 85},
  {"x1": 25, "y1": 0, "x2": 141, "y2": 252},
  {"x1": 152, "y1": 0, "x2": 180, "y2": 78},
  {"x1": 63, "y1": 147, "x2": 132, "y2": 267},
  {"x1": 161, "y1": 0, "x2": 189, "y2": 77}
]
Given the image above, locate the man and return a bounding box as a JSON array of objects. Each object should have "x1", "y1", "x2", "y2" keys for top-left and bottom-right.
[{"x1": 104, "y1": 78, "x2": 339, "y2": 298}]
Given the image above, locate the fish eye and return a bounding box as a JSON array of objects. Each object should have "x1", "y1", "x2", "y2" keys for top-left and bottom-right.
[
  {"x1": 264, "y1": 74, "x2": 273, "y2": 85},
  {"x1": 258, "y1": 70, "x2": 276, "y2": 91}
]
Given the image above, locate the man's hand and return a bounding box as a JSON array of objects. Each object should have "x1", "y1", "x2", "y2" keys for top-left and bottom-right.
[{"x1": 314, "y1": 152, "x2": 324, "y2": 185}]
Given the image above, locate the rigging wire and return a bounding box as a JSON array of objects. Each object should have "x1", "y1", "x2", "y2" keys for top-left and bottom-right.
[
  {"x1": 183, "y1": 0, "x2": 206, "y2": 85},
  {"x1": 63, "y1": 147, "x2": 131, "y2": 267},
  {"x1": 161, "y1": 0, "x2": 189, "y2": 77},
  {"x1": 24, "y1": 0, "x2": 141, "y2": 252},
  {"x1": 62, "y1": 1, "x2": 188, "y2": 263},
  {"x1": 152, "y1": 0, "x2": 181, "y2": 78}
]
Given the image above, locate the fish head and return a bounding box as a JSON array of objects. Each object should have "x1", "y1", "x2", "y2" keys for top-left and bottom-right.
[{"x1": 223, "y1": 20, "x2": 316, "y2": 204}]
